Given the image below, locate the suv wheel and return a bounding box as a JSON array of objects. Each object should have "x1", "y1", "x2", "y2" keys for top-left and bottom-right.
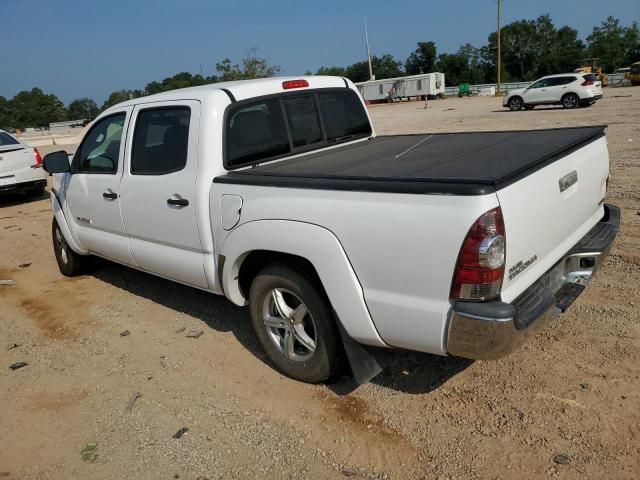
[
  {"x1": 249, "y1": 263, "x2": 343, "y2": 383},
  {"x1": 508, "y1": 96, "x2": 523, "y2": 111},
  {"x1": 562, "y1": 93, "x2": 579, "y2": 109}
]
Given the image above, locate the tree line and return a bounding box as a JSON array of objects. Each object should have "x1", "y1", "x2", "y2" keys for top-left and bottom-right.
[
  {"x1": 1, "y1": 16, "x2": 638, "y2": 130},
  {"x1": 314, "y1": 16, "x2": 639, "y2": 85}
]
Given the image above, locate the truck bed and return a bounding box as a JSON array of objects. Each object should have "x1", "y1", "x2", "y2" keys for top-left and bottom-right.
[{"x1": 214, "y1": 126, "x2": 605, "y2": 195}]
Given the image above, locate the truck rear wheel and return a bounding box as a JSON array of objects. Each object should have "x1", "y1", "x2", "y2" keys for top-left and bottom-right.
[
  {"x1": 249, "y1": 263, "x2": 343, "y2": 383},
  {"x1": 52, "y1": 218, "x2": 95, "y2": 277}
]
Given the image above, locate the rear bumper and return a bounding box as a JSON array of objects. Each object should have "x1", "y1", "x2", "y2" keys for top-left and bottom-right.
[
  {"x1": 446, "y1": 203, "x2": 620, "y2": 360},
  {"x1": 0, "y1": 178, "x2": 46, "y2": 193}
]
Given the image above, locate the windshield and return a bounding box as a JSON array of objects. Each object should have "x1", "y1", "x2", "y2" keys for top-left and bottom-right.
[{"x1": 225, "y1": 89, "x2": 371, "y2": 168}]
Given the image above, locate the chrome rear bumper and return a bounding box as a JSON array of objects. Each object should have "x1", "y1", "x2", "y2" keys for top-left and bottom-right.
[{"x1": 446, "y1": 203, "x2": 620, "y2": 360}]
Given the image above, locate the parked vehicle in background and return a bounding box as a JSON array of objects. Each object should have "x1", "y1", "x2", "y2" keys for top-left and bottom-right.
[
  {"x1": 503, "y1": 73, "x2": 603, "y2": 111},
  {"x1": 629, "y1": 61, "x2": 640, "y2": 86},
  {"x1": 42, "y1": 76, "x2": 618, "y2": 384},
  {"x1": 0, "y1": 129, "x2": 47, "y2": 197}
]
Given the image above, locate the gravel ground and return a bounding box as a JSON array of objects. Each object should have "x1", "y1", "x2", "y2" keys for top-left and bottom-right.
[{"x1": 1, "y1": 88, "x2": 639, "y2": 480}]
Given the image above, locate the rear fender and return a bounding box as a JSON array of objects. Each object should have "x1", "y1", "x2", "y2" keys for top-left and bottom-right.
[
  {"x1": 50, "y1": 191, "x2": 87, "y2": 255},
  {"x1": 219, "y1": 219, "x2": 386, "y2": 347}
]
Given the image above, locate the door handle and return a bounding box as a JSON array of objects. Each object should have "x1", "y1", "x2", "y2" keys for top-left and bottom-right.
[
  {"x1": 102, "y1": 191, "x2": 118, "y2": 200},
  {"x1": 167, "y1": 198, "x2": 189, "y2": 207}
]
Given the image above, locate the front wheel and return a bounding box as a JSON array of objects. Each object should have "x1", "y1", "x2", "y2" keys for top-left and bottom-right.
[
  {"x1": 249, "y1": 263, "x2": 343, "y2": 383},
  {"x1": 562, "y1": 93, "x2": 579, "y2": 109},
  {"x1": 52, "y1": 218, "x2": 95, "y2": 277},
  {"x1": 508, "y1": 96, "x2": 523, "y2": 111}
]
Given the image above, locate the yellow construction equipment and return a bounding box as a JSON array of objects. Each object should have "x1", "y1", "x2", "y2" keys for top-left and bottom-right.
[{"x1": 574, "y1": 58, "x2": 609, "y2": 87}]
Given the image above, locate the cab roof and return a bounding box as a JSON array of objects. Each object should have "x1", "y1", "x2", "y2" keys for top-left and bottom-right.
[{"x1": 105, "y1": 76, "x2": 350, "y2": 112}]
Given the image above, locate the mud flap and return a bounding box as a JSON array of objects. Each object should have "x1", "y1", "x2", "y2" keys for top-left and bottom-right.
[{"x1": 336, "y1": 318, "x2": 384, "y2": 384}]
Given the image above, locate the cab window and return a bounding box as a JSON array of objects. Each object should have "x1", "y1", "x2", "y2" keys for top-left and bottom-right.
[
  {"x1": 73, "y1": 113, "x2": 126, "y2": 174},
  {"x1": 529, "y1": 79, "x2": 549, "y2": 89},
  {"x1": 131, "y1": 107, "x2": 191, "y2": 175}
]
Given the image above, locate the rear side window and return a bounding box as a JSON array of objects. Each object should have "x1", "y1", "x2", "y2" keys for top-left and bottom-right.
[
  {"x1": 225, "y1": 89, "x2": 371, "y2": 168},
  {"x1": 0, "y1": 132, "x2": 19, "y2": 146},
  {"x1": 556, "y1": 76, "x2": 577, "y2": 85},
  {"x1": 132, "y1": 107, "x2": 190, "y2": 175}
]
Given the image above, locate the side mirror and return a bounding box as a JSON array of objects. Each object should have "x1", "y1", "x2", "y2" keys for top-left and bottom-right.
[{"x1": 43, "y1": 150, "x2": 71, "y2": 174}]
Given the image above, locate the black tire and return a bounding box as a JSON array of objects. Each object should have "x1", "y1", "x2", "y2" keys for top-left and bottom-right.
[
  {"x1": 52, "y1": 218, "x2": 94, "y2": 277},
  {"x1": 524, "y1": 105, "x2": 534, "y2": 111},
  {"x1": 562, "y1": 93, "x2": 579, "y2": 109},
  {"x1": 25, "y1": 185, "x2": 45, "y2": 197},
  {"x1": 249, "y1": 263, "x2": 343, "y2": 383},
  {"x1": 508, "y1": 96, "x2": 523, "y2": 111}
]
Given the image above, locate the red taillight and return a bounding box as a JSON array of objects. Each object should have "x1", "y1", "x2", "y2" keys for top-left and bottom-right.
[
  {"x1": 581, "y1": 79, "x2": 594, "y2": 86},
  {"x1": 33, "y1": 148, "x2": 43, "y2": 168},
  {"x1": 282, "y1": 79, "x2": 309, "y2": 90},
  {"x1": 450, "y1": 207, "x2": 506, "y2": 301}
]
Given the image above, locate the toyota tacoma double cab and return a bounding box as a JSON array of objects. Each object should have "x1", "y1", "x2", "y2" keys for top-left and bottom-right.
[{"x1": 42, "y1": 76, "x2": 619, "y2": 383}]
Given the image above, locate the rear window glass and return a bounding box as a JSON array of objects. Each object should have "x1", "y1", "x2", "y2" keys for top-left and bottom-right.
[
  {"x1": 225, "y1": 89, "x2": 371, "y2": 168},
  {"x1": 226, "y1": 99, "x2": 290, "y2": 166},
  {"x1": 317, "y1": 91, "x2": 371, "y2": 142},
  {"x1": 0, "y1": 132, "x2": 19, "y2": 146},
  {"x1": 583, "y1": 74, "x2": 598, "y2": 82}
]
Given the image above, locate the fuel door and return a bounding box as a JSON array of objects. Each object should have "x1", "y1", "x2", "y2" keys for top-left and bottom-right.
[{"x1": 221, "y1": 194, "x2": 243, "y2": 231}]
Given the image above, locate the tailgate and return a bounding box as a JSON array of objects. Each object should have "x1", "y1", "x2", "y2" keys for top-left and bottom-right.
[
  {"x1": 0, "y1": 145, "x2": 33, "y2": 173},
  {"x1": 498, "y1": 135, "x2": 609, "y2": 302}
]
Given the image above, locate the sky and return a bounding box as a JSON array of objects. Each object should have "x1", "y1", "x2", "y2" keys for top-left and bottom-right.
[{"x1": 2, "y1": 0, "x2": 639, "y2": 105}]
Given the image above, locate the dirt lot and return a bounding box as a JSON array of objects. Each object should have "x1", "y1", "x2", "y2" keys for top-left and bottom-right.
[{"x1": 1, "y1": 90, "x2": 639, "y2": 480}]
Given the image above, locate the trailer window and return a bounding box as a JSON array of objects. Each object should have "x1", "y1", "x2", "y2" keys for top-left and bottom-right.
[{"x1": 225, "y1": 89, "x2": 371, "y2": 169}]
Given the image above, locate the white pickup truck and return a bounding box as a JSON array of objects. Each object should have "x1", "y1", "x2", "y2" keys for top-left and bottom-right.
[{"x1": 42, "y1": 76, "x2": 619, "y2": 383}]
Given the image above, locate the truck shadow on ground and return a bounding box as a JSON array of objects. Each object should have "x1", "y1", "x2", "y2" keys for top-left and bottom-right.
[
  {"x1": 330, "y1": 349, "x2": 473, "y2": 395},
  {"x1": 93, "y1": 261, "x2": 472, "y2": 395}
]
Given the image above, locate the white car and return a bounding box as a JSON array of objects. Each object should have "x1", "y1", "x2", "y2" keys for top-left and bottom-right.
[
  {"x1": 42, "y1": 76, "x2": 618, "y2": 384},
  {"x1": 503, "y1": 73, "x2": 603, "y2": 111},
  {"x1": 0, "y1": 129, "x2": 47, "y2": 196}
]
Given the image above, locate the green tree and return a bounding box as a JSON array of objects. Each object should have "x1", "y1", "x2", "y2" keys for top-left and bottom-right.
[
  {"x1": 315, "y1": 66, "x2": 348, "y2": 76},
  {"x1": 101, "y1": 90, "x2": 143, "y2": 110},
  {"x1": 586, "y1": 17, "x2": 640, "y2": 71},
  {"x1": 9, "y1": 88, "x2": 67, "y2": 129},
  {"x1": 68, "y1": 97, "x2": 99, "y2": 120},
  {"x1": 405, "y1": 41, "x2": 437, "y2": 75},
  {"x1": 482, "y1": 15, "x2": 585, "y2": 81},
  {"x1": 0, "y1": 96, "x2": 12, "y2": 128},
  {"x1": 215, "y1": 48, "x2": 280, "y2": 81},
  {"x1": 345, "y1": 54, "x2": 403, "y2": 82},
  {"x1": 436, "y1": 44, "x2": 488, "y2": 85},
  {"x1": 144, "y1": 72, "x2": 214, "y2": 95}
]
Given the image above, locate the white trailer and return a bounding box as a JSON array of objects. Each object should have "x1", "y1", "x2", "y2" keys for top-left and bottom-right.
[{"x1": 356, "y1": 73, "x2": 445, "y2": 102}]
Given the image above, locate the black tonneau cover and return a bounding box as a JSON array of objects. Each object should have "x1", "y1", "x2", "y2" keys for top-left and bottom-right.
[{"x1": 213, "y1": 126, "x2": 605, "y2": 195}]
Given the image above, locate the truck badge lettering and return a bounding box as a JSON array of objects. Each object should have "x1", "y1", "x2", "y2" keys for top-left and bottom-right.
[{"x1": 508, "y1": 255, "x2": 538, "y2": 281}]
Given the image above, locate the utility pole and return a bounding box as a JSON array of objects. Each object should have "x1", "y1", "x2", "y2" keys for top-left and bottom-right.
[
  {"x1": 364, "y1": 18, "x2": 374, "y2": 81},
  {"x1": 496, "y1": 0, "x2": 502, "y2": 95}
]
